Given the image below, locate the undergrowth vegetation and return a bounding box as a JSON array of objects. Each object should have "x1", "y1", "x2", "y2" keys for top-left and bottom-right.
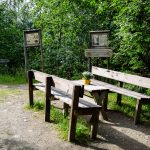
[
  {"x1": 0, "y1": 74, "x2": 26, "y2": 85},
  {"x1": 0, "y1": 69, "x2": 26, "y2": 85}
]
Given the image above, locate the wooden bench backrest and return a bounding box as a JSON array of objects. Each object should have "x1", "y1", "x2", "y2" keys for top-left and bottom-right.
[
  {"x1": 51, "y1": 75, "x2": 84, "y2": 97},
  {"x1": 92, "y1": 66, "x2": 150, "y2": 89},
  {"x1": 32, "y1": 69, "x2": 51, "y2": 84},
  {"x1": 31, "y1": 70, "x2": 84, "y2": 97}
]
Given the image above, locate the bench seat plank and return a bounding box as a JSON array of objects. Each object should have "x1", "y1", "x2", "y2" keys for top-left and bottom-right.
[
  {"x1": 34, "y1": 83, "x2": 45, "y2": 92},
  {"x1": 34, "y1": 83, "x2": 101, "y2": 109},
  {"x1": 53, "y1": 90, "x2": 101, "y2": 108},
  {"x1": 92, "y1": 79, "x2": 150, "y2": 100}
]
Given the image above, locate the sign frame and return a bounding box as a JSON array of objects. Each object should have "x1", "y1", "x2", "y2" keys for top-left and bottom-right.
[
  {"x1": 89, "y1": 30, "x2": 109, "y2": 48},
  {"x1": 23, "y1": 29, "x2": 44, "y2": 78},
  {"x1": 24, "y1": 29, "x2": 41, "y2": 48}
]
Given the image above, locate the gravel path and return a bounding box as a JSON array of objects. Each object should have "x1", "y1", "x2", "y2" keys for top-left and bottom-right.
[{"x1": 0, "y1": 84, "x2": 150, "y2": 150}]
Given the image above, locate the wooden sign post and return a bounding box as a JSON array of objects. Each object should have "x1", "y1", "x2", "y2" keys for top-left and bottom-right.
[
  {"x1": 23, "y1": 29, "x2": 43, "y2": 77},
  {"x1": 85, "y1": 30, "x2": 112, "y2": 71}
]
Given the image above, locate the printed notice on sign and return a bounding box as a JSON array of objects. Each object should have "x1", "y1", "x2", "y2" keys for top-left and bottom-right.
[
  {"x1": 26, "y1": 32, "x2": 40, "y2": 46},
  {"x1": 92, "y1": 33, "x2": 108, "y2": 47}
]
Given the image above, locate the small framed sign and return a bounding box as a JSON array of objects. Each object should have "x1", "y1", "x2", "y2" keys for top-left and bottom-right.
[
  {"x1": 89, "y1": 30, "x2": 109, "y2": 48},
  {"x1": 24, "y1": 29, "x2": 41, "y2": 47}
]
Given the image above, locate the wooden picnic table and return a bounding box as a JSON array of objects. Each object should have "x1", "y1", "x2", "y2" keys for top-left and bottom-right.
[{"x1": 72, "y1": 79, "x2": 109, "y2": 120}]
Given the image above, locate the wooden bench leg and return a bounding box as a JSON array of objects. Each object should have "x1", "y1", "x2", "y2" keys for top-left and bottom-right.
[
  {"x1": 68, "y1": 113, "x2": 77, "y2": 142},
  {"x1": 28, "y1": 71, "x2": 34, "y2": 106},
  {"x1": 63, "y1": 103, "x2": 69, "y2": 117},
  {"x1": 45, "y1": 95, "x2": 50, "y2": 122},
  {"x1": 134, "y1": 99, "x2": 142, "y2": 125},
  {"x1": 103, "y1": 91, "x2": 108, "y2": 111},
  {"x1": 92, "y1": 91, "x2": 108, "y2": 120},
  {"x1": 91, "y1": 110, "x2": 100, "y2": 139},
  {"x1": 117, "y1": 93, "x2": 122, "y2": 106},
  {"x1": 117, "y1": 82, "x2": 123, "y2": 106},
  {"x1": 68, "y1": 86, "x2": 80, "y2": 142},
  {"x1": 29, "y1": 86, "x2": 34, "y2": 106},
  {"x1": 45, "y1": 77, "x2": 52, "y2": 122}
]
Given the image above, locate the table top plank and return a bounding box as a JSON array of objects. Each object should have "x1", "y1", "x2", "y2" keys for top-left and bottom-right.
[{"x1": 72, "y1": 80, "x2": 108, "y2": 92}]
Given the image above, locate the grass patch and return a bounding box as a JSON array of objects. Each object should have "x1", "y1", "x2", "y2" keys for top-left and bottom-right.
[
  {"x1": 51, "y1": 106, "x2": 90, "y2": 141},
  {"x1": 108, "y1": 93, "x2": 150, "y2": 122},
  {"x1": 26, "y1": 99, "x2": 90, "y2": 141},
  {"x1": 33, "y1": 100, "x2": 45, "y2": 110},
  {"x1": 0, "y1": 74, "x2": 26, "y2": 84},
  {"x1": 25, "y1": 99, "x2": 45, "y2": 111}
]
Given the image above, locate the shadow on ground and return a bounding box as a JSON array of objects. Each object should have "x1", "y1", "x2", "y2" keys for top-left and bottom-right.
[
  {"x1": 0, "y1": 139, "x2": 36, "y2": 150},
  {"x1": 76, "y1": 110, "x2": 150, "y2": 150}
]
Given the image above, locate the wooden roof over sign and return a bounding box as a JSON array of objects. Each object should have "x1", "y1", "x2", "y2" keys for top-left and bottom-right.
[{"x1": 85, "y1": 49, "x2": 112, "y2": 57}]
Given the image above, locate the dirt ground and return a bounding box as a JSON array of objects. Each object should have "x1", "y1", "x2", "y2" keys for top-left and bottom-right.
[{"x1": 0, "y1": 84, "x2": 150, "y2": 150}]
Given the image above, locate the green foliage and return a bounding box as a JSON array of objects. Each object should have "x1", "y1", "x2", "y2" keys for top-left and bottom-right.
[
  {"x1": 0, "y1": 71, "x2": 26, "y2": 85},
  {"x1": 110, "y1": 0, "x2": 150, "y2": 75},
  {"x1": 30, "y1": 0, "x2": 102, "y2": 78},
  {"x1": 82, "y1": 71, "x2": 93, "y2": 80},
  {"x1": 33, "y1": 100, "x2": 45, "y2": 110},
  {"x1": 51, "y1": 106, "x2": 69, "y2": 139},
  {"x1": 0, "y1": 0, "x2": 150, "y2": 78},
  {"x1": 0, "y1": 2, "x2": 24, "y2": 69}
]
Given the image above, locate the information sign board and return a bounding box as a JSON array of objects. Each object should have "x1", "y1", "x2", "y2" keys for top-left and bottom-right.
[
  {"x1": 90, "y1": 31, "x2": 109, "y2": 48},
  {"x1": 24, "y1": 29, "x2": 41, "y2": 47}
]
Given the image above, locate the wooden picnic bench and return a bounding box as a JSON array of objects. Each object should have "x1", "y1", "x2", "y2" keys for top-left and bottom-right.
[
  {"x1": 91, "y1": 66, "x2": 150, "y2": 124},
  {"x1": 28, "y1": 70, "x2": 101, "y2": 142}
]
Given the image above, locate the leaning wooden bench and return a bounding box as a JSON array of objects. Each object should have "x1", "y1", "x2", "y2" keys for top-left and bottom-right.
[
  {"x1": 28, "y1": 70, "x2": 101, "y2": 142},
  {"x1": 91, "y1": 66, "x2": 150, "y2": 125}
]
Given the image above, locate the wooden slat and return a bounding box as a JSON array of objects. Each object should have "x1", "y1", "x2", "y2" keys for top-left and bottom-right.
[
  {"x1": 51, "y1": 75, "x2": 84, "y2": 97},
  {"x1": 74, "y1": 108, "x2": 101, "y2": 115},
  {"x1": 32, "y1": 70, "x2": 84, "y2": 97},
  {"x1": 51, "y1": 75, "x2": 74, "y2": 96},
  {"x1": 34, "y1": 84, "x2": 100, "y2": 108},
  {"x1": 34, "y1": 83, "x2": 45, "y2": 92},
  {"x1": 72, "y1": 80, "x2": 108, "y2": 92},
  {"x1": 51, "y1": 89, "x2": 101, "y2": 108},
  {"x1": 79, "y1": 97, "x2": 101, "y2": 108},
  {"x1": 92, "y1": 79, "x2": 150, "y2": 100},
  {"x1": 92, "y1": 66, "x2": 150, "y2": 88},
  {"x1": 32, "y1": 70, "x2": 50, "y2": 84}
]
